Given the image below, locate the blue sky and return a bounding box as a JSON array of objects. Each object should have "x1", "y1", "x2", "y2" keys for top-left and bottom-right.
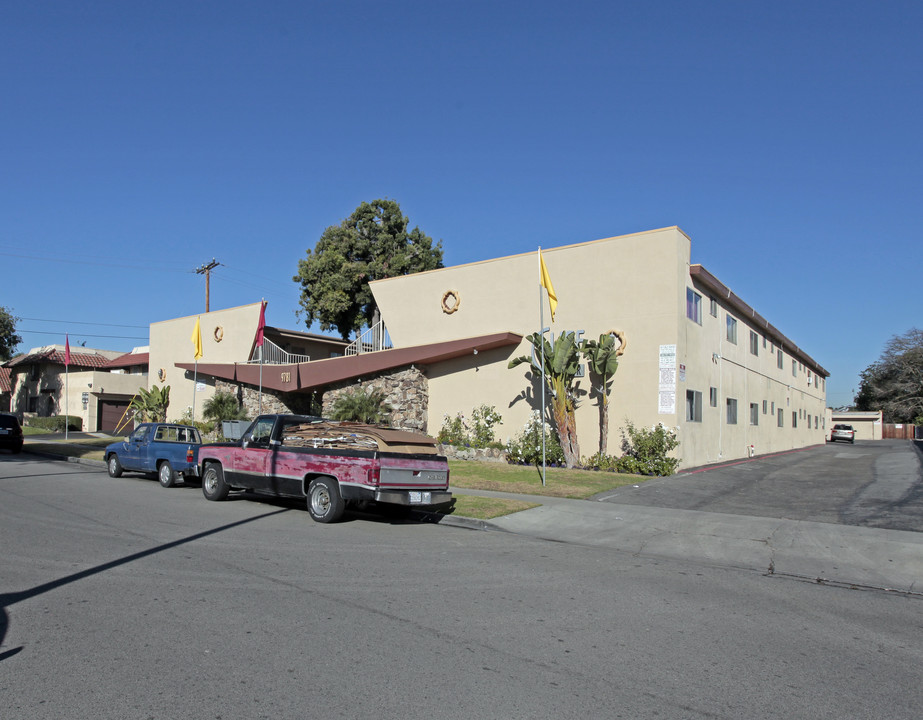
[{"x1": 2, "y1": 1, "x2": 921, "y2": 408}]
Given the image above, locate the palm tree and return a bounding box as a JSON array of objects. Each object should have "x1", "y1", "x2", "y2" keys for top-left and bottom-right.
[
  {"x1": 581, "y1": 330, "x2": 627, "y2": 457},
  {"x1": 329, "y1": 386, "x2": 392, "y2": 425},
  {"x1": 509, "y1": 331, "x2": 582, "y2": 468},
  {"x1": 202, "y1": 391, "x2": 248, "y2": 423}
]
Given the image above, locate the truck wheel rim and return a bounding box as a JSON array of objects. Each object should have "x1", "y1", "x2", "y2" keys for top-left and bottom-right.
[
  {"x1": 311, "y1": 487, "x2": 330, "y2": 516},
  {"x1": 160, "y1": 465, "x2": 169, "y2": 484},
  {"x1": 109, "y1": 458, "x2": 117, "y2": 473},
  {"x1": 204, "y1": 471, "x2": 216, "y2": 492}
]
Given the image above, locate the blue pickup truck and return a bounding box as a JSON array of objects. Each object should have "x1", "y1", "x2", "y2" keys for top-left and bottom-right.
[{"x1": 105, "y1": 423, "x2": 202, "y2": 488}]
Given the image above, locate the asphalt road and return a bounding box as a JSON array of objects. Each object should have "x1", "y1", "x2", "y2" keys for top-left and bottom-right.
[
  {"x1": 598, "y1": 440, "x2": 923, "y2": 532},
  {"x1": 2, "y1": 453, "x2": 922, "y2": 719}
]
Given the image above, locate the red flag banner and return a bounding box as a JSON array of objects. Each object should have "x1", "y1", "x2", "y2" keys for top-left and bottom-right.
[
  {"x1": 256, "y1": 301, "x2": 267, "y2": 348},
  {"x1": 65, "y1": 334, "x2": 71, "y2": 367}
]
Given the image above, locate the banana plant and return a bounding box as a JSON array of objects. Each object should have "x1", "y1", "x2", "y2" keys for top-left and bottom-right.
[
  {"x1": 508, "y1": 331, "x2": 581, "y2": 468},
  {"x1": 129, "y1": 384, "x2": 171, "y2": 423},
  {"x1": 581, "y1": 331, "x2": 626, "y2": 456}
]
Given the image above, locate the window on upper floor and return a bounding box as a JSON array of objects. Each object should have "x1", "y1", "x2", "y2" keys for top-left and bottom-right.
[
  {"x1": 777, "y1": 350, "x2": 784, "y2": 369},
  {"x1": 749, "y1": 330, "x2": 759, "y2": 356},
  {"x1": 727, "y1": 398, "x2": 738, "y2": 425},
  {"x1": 727, "y1": 315, "x2": 738, "y2": 344},
  {"x1": 686, "y1": 288, "x2": 702, "y2": 324},
  {"x1": 709, "y1": 298, "x2": 718, "y2": 317},
  {"x1": 709, "y1": 387, "x2": 718, "y2": 407},
  {"x1": 792, "y1": 359, "x2": 798, "y2": 377}
]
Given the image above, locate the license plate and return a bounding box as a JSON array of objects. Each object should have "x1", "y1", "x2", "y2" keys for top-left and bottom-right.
[
  {"x1": 409, "y1": 491, "x2": 432, "y2": 504},
  {"x1": 0, "y1": 429, "x2": 8, "y2": 435}
]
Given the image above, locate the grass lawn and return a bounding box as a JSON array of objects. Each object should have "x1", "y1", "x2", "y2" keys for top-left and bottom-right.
[
  {"x1": 449, "y1": 459, "x2": 647, "y2": 499},
  {"x1": 23, "y1": 437, "x2": 112, "y2": 462}
]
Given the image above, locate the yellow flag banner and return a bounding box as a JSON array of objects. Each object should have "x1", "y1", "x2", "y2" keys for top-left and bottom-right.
[
  {"x1": 191, "y1": 317, "x2": 203, "y2": 360},
  {"x1": 539, "y1": 250, "x2": 557, "y2": 321}
]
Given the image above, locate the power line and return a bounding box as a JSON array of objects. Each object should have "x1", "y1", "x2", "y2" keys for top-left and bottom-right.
[
  {"x1": 0, "y1": 251, "x2": 194, "y2": 274},
  {"x1": 19, "y1": 330, "x2": 148, "y2": 340},
  {"x1": 19, "y1": 317, "x2": 149, "y2": 329}
]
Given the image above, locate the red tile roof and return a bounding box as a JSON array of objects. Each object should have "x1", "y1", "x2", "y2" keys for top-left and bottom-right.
[
  {"x1": 5, "y1": 347, "x2": 113, "y2": 369},
  {"x1": 107, "y1": 352, "x2": 150, "y2": 369}
]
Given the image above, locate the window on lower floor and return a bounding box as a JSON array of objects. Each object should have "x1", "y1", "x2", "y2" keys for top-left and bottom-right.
[
  {"x1": 686, "y1": 390, "x2": 703, "y2": 422},
  {"x1": 792, "y1": 411, "x2": 798, "y2": 428},
  {"x1": 727, "y1": 398, "x2": 738, "y2": 425},
  {"x1": 778, "y1": 408, "x2": 784, "y2": 427},
  {"x1": 750, "y1": 403, "x2": 759, "y2": 426}
]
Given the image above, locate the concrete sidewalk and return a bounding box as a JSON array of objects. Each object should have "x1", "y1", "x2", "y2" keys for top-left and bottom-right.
[{"x1": 441, "y1": 488, "x2": 923, "y2": 594}]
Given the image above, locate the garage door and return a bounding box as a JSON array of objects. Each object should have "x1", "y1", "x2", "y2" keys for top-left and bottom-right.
[{"x1": 98, "y1": 400, "x2": 133, "y2": 433}]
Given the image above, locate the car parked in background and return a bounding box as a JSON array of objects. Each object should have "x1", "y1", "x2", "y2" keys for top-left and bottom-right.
[
  {"x1": 830, "y1": 424, "x2": 856, "y2": 444},
  {"x1": 0, "y1": 413, "x2": 24, "y2": 454}
]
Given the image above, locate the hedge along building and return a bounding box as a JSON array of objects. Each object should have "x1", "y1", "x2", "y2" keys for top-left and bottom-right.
[
  {"x1": 369, "y1": 226, "x2": 829, "y2": 468},
  {"x1": 162, "y1": 228, "x2": 827, "y2": 469}
]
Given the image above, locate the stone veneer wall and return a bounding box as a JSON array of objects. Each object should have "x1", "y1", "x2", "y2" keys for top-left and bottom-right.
[
  {"x1": 215, "y1": 379, "x2": 318, "y2": 418},
  {"x1": 322, "y1": 366, "x2": 429, "y2": 433},
  {"x1": 215, "y1": 365, "x2": 429, "y2": 433}
]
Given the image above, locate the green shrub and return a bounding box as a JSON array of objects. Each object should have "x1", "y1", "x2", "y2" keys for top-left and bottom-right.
[
  {"x1": 581, "y1": 451, "x2": 620, "y2": 472},
  {"x1": 329, "y1": 386, "x2": 392, "y2": 425},
  {"x1": 28, "y1": 415, "x2": 82, "y2": 432},
  {"x1": 437, "y1": 405, "x2": 502, "y2": 448},
  {"x1": 615, "y1": 420, "x2": 680, "y2": 476},
  {"x1": 505, "y1": 410, "x2": 564, "y2": 466}
]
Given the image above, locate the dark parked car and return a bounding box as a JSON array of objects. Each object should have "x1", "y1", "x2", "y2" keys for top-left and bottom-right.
[
  {"x1": 830, "y1": 424, "x2": 856, "y2": 444},
  {"x1": 0, "y1": 413, "x2": 24, "y2": 454}
]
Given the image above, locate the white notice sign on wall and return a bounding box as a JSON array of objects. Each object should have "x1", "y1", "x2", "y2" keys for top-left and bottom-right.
[{"x1": 659, "y1": 344, "x2": 677, "y2": 414}]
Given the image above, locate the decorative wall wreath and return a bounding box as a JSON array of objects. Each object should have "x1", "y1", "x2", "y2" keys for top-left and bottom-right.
[
  {"x1": 158, "y1": 368, "x2": 166, "y2": 382},
  {"x1": 606, "y1": 329, "x2": 628, "y2": 356},
  {"x1": 441, "y1": 289, "x2": 460, "y2": 314},
  {"x1": 214, "y1": 326, "x2": 224, "y2": 342}
]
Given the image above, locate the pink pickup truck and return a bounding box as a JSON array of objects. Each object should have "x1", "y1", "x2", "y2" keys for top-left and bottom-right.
[{"x1": 197, "y1": 414, "x2": 452, "y2": 523}]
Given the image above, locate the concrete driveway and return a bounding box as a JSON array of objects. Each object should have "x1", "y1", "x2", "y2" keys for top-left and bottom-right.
[{"x1": 596, "y1": 439, "x2": 923, "y2": 532}]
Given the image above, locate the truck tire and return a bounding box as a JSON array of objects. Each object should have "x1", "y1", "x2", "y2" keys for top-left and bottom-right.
[
  {"x1": 158, "y1": 460, "x2": 177, "y2": 488},
  {"x1": 202, "y1": 463, "x2": 230, "y2": 501},
  {"x1": 107, "y1": 454, "x2": 123, "y2": 478},
  {"x1": 308, "y1": 477, "x2": 345, "y2": 523}
]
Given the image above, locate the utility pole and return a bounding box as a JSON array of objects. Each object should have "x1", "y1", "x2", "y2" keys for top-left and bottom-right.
[{"x1": 195, "y1": 259, "x2": 220, "y2": 312}]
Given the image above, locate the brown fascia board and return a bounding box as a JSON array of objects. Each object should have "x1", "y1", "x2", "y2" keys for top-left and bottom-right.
[
  {"x1": 690, "y1": 265, "x2": 829, "y2": 377},
  {"x1": 264, "y1": 326, "x2": 350, "y2": 347},
  {"x1": 176, "y1": 332, "x2": 523, "y2": 393}
]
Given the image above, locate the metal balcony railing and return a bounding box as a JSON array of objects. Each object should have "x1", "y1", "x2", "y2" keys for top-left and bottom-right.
[
  {"x1": 248, "y1": 338, "x2": 310, "y2": 365},
  {"x1": 345, "y1": 319, "x2": 392, "y2": 356}
]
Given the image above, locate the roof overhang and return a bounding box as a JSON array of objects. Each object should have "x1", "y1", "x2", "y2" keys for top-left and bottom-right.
[
  {"x1": 176, "y1": 332, "x2": 522, "y2": 393},
  {"x1": 690, "y1": 265, "x2": 829, "y2": 377}
]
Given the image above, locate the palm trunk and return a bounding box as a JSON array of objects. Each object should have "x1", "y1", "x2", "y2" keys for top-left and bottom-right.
[
  {"x1": 599, "y1": 392, "x2": 609, "y2": 457},
  {"x1": 551, "y1": 395, "x2": 580, "y2": 469}
]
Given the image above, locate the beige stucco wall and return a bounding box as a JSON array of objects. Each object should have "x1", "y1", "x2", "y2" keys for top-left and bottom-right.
[
  {"x1": 148, "y1": 302, "x2": 264, "y2": 421},
  {"x1": 371, "y1": 227, "x2": 828, "y2": 469}
]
